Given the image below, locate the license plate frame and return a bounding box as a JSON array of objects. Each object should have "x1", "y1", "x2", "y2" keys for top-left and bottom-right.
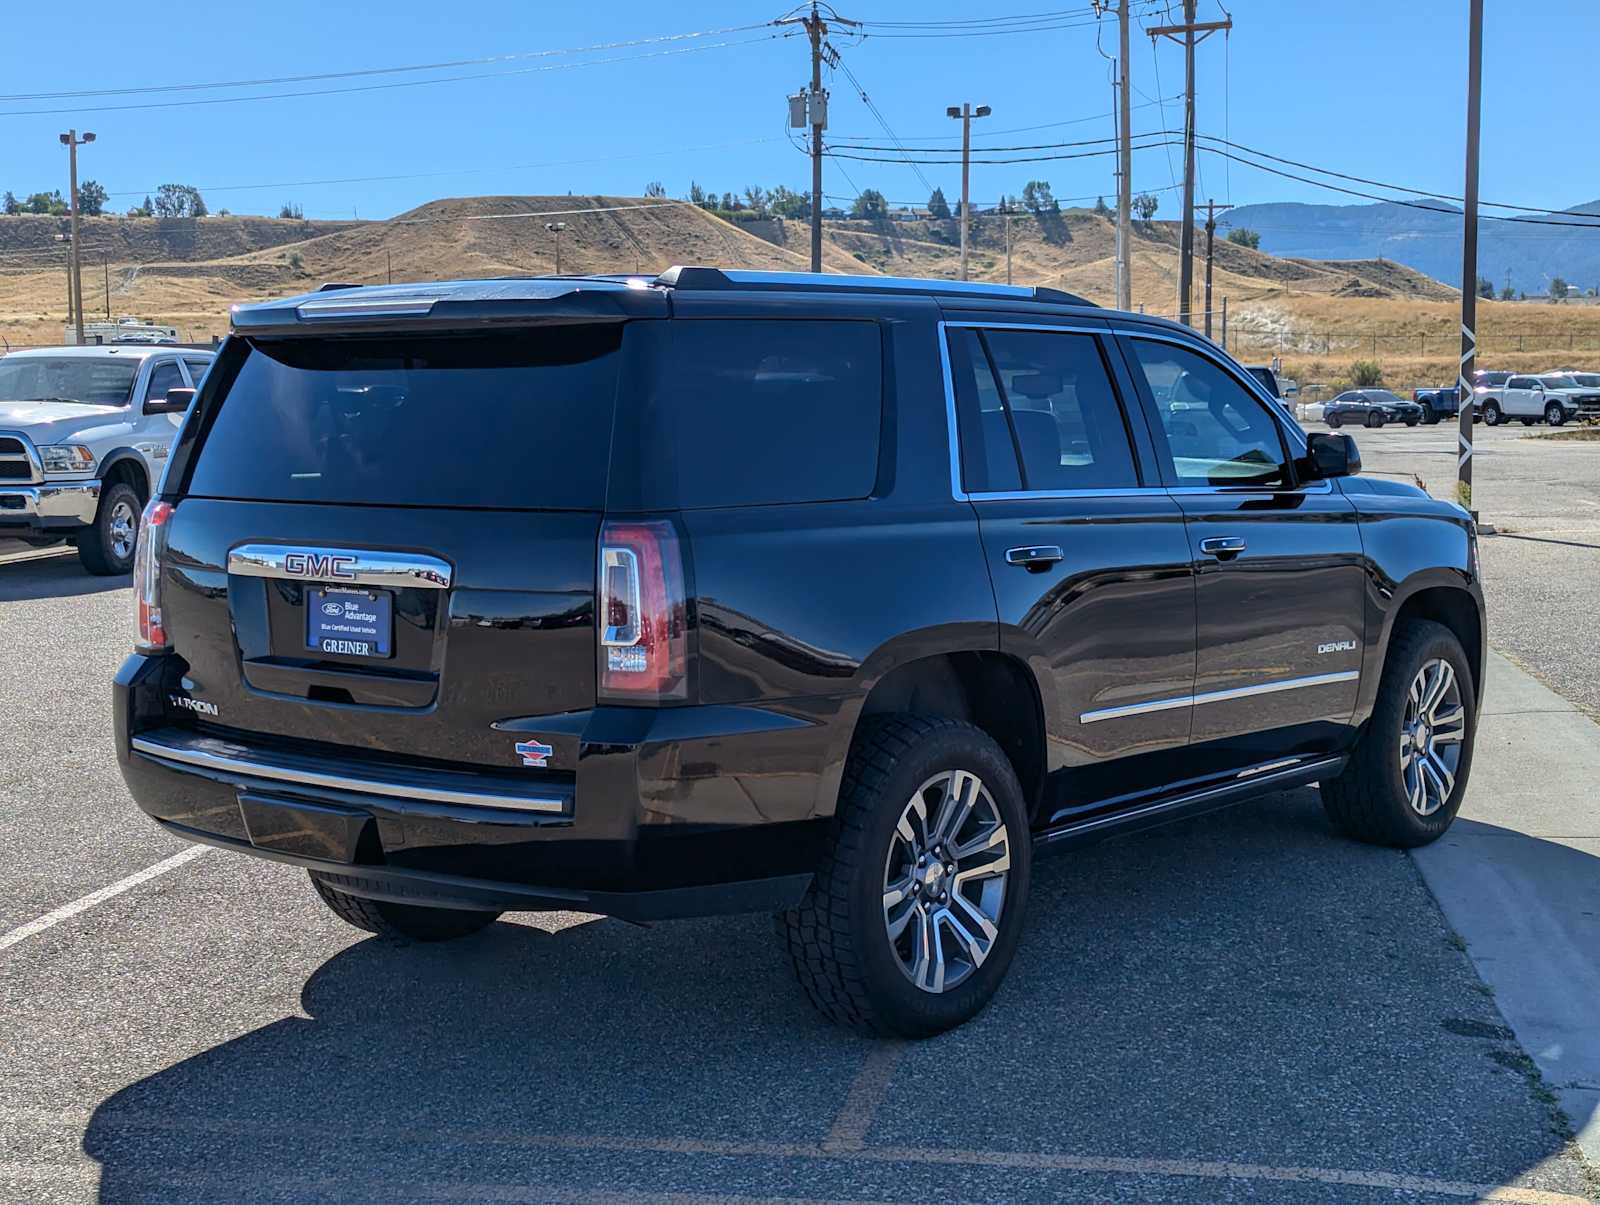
[{"x1": 305, "y1": 586, "x2": 394, "y2": 659}]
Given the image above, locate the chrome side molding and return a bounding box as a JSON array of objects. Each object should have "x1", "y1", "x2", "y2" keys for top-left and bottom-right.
[
  {"x1": 228, "y1": 544, "x2": 452, "y2": 590},
  {"x1": 1081, "y1": 670, "x2": 1360, "y2": 724}
]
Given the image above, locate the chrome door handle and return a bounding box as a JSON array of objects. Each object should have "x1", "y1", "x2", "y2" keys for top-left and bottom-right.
[
  {"x1": 1199, "y1": 536, "x2": 1247, "y2": 557},
  {"x1": 1005, "y1": 545, "x2": 1064, "y2": 571}
]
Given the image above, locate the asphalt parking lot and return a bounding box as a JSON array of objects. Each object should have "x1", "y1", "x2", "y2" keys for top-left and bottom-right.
[{"x1": 2, "y1": 433, "x2": 1598, "y2": 1202}]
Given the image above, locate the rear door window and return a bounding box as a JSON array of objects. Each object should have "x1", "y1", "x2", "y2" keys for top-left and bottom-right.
[
  {"x1": 186, "y1": 329, "x2": 622, "y2": 510},
  {"x1": 638, "y1": 319, "x2": 883, "y2": 509}
]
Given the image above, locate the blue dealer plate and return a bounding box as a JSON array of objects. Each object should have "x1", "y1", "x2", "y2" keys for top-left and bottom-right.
[{"x1": 306, "y1": 587, "x2": 393, "y2": 658}]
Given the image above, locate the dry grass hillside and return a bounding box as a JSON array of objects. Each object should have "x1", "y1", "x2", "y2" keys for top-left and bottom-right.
[{"x1": 3, "y1": 196, "x2": 1598, "y2": 394}]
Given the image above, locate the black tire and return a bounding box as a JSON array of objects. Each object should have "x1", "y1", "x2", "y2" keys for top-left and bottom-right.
[
  {"x1": 1321, "y1": 619, "x2": 1476, "y2": 848},
  {"x1": 1482, "y1": 401, "x2": 1502, "y2": 426},
  {"x1": 1404, "y1": 416, "x2": 1420, "y2": 427},
  {"x1": 778, "y1": 714, "x2": 1031, "y2": 1038},
  {"x1": 1366, "y1": 412, "x2": 1384, "y2": 428},
  {"x1": 1327, "y1": 414, "x2": 1342, "y2": 428},
  {"x1": 309, "y1": 871, "x2": 502, "y2": 942},
  {"x1": 1420, "y1": 404, "x2": 1438, "y2": 425},
  {"x1": 1545, "y1": 403, "x2": 1565, "y2": 426},
  {"x1": 1521, "y1": 417, "x2": 1536, "y2": 427},
  {"x1": 77, "y1": 482, "x2": 141, "y2": 576}
]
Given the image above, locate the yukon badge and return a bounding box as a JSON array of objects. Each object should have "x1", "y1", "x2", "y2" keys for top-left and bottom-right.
[
  {"x1": 169, "y1": 694, "x2": 219, "y2": 717},
  {"x1": 1318, "y1": 639, "x2": 1358, "y2": 655},
  {"x1": 515, "y1": 739, "x2": 554, "y2": 768}
]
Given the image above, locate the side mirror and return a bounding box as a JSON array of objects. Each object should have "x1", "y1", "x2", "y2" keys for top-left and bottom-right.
[
  {"x1": 1304, "y1": 431, "x2": 1361, "y2": 479},
  {"x1": 144, "y1": 386, "x2": 195, "y2": 415}
]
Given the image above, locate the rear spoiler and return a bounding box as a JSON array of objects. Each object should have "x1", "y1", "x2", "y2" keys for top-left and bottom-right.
[{"x1": 230, "y1": 278, "x2": 667, "y2": 336}]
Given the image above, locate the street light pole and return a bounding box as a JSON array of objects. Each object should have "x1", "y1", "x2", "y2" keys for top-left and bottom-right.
[
  {"x1": 1457, "y1": 0, "x2": 1483, "y2": 516},
  {"x1": 947, "y1": 102, "x2": 991, "y2": 281},
  {"x1": 544, "y1": 221, "x2": 568, "y2": 275},
  {"x1": 59, "y1": 129, "x2": 95, "y2": 346}
]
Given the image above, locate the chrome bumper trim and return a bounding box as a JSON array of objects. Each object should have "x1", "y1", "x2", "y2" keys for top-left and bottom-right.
[
  {"x1": 0, "y1": 480, "x2": 101, "y2": 525},
  {"x1": 131, "y1": 731, "x2": 566, "y2": 814}
]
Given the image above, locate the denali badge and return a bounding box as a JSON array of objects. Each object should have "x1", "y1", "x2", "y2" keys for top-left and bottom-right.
[
  {"x1": 1318, "y1": 640, "x2": 1358, "y2": 655},
  {"x1": 168, "y1": 694, "x2": 219, "y2": 717},
  {"x1": 515, "y1": 739, "x2": 554, "y2": 768},
  {"x1": 282, "y1": 551, "x2": 357, "y2": 580}
]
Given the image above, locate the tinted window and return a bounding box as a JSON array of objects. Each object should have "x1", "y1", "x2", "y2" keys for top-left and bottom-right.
[
  {"x1": 183, "y1": 357, "x2": 212, "y2": 386},
  {"x1": 948, "y1": 328, "x2": 1021, "y2": 493},
  {"x1": 652, "y1": 320, "x2": 882, "y2": 508},
  {"x1": 1128, "y1": 340, "x2": 1290, "y2": 488},
  {"x1": 1508, "y1": 376, "x2": 1535, "y2": 389},
  {"x1": 187, "y1": 330, "x2": 621, "y2": 509},
  {"x1": 0, "y1": 356, "x2": 138, "y2": 406},
  {"x1": 1247, "y1": 366, "x2": 1280, "y2": 397},
  {"x1": 145, "y1": 361, "x2": 184, "y2": 403}
]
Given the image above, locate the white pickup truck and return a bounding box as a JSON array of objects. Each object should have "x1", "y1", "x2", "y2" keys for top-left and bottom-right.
[
  {"x1": 1476, "y1": 372, "x2": 1600, "y2": 427},
  {"x1": 0, "y1": 344, "x2": 213, "y2": 574}
]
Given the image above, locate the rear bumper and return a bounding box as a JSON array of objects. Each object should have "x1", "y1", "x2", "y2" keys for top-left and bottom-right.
[
  {"x1": 114, "y1": 654, "x2": 830, "y2": 922},
  {"x1": 0, "y1": 480, "x2": 100, "y2": 532}
]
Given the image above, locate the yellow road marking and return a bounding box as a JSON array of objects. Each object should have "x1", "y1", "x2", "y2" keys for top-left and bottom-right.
[{"x1": 823, "y1": 1041, "x2": 906, "y2": 1153}]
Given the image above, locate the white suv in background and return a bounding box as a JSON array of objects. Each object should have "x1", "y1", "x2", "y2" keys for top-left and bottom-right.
[
  {"x1": 1477, "y1": 372, "x2": 1596, "y2": 427},
  {"x1": 0, "y1": 345, "x2": 212, "y2": 573}
]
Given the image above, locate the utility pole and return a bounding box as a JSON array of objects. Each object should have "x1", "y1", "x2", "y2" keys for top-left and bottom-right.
[
  {"x1": 1004, "y1": 213, "x2": 1013, "y2": 286},
  {"x1": 1198, "y1": 198, "x2": 1232, "y2": 339},
  {"x1": 1098, "y1": 0, "x2": 1134, "y2": 310},
  {"x1": 386, "y1": 250, "x2": 393, "y2": 284},
  {"x1": 1148, "y1": 6, "x2": 1229, "y2": 327},
  {"x1": 59, "y1": 129, "x2": 95, "y2": 346},
  {"x1": 1458, "y1": 0, "x2": 1483, "y2": 516},
  {"x1": 947, "y1": 101, "x2": 992, "y2": 280},
  {"x1": 544, "y1": 221, "x2": 567, "y2": 274},
  {"x1": 56, "y1": 234, "x2": 73, "y2": 330},
  {"x1": 779, "y1": 4, "x2": 857, "y2": 273},
  {"x1": 103, "y1": 253, "x2": 110, "y2": 318}
]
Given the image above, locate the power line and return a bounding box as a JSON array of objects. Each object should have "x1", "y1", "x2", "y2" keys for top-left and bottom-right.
[
  {"x1": 830, "y1": 52, "x2": 934, "y2": 194},
  {"x1": 828, "y1": 93, "x2": 1179, "y2": 142},
  {"x1": 0, "y1": 24, "x2": 773, "y2": 103},
  {"x1": 0, "y1": 32, "x2": 792, "y2": 118}
]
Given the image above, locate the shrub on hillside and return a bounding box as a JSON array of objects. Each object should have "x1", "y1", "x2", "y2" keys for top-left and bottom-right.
[{"x1": 1349, "y1": 359, "x2": 1384, "y2": 387}]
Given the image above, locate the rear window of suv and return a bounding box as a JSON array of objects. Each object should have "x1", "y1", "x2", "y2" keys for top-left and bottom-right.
[{"x1": 185, "y1": 330, "x2": 622, "y2": 510}]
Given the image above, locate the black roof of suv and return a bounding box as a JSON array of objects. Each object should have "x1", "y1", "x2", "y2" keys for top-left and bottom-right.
[{"x1": 116, "y1": 266, "x2": 1484, "y2": 1037}]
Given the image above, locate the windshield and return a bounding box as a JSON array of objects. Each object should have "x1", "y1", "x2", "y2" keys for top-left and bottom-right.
[
  {"x1": 1541, "y1": 375, "x2": 1578, "y2": 389},
  {"x1": 1573, "y1": 373, "x2": 1600, "y2": 387},
  {"x1": 0, "y1": 357, "x2": 139, "y2": 406}
]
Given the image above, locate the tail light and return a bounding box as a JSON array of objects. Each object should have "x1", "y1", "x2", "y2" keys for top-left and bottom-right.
[
  {"x1": 598, "y1": 520, "x2": 687, "y2": 702},
  {"x1": 134, "y1": 500, "x2": 174, "y2": 653}
]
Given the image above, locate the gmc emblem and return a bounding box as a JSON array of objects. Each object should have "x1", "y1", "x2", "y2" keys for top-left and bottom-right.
[{"x1": 282, "y1": 552, "x2": 357, "y2": 581}]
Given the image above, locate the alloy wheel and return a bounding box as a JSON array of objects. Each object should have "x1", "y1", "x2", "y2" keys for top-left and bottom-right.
[
  {"x1": 1399, "y1": 658, "x2": 1466, "y2": 817},
  {"x1": 882, "y1": 770, "x2": 1011, "y2": 994},
  {"x1": 108, "y1": 500, "x2": 138, "y2": 562}
]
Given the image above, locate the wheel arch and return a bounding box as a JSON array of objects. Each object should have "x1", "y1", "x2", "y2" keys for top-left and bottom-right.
[
  {"x1": 845, "y1": 649, "x2": 1049, "y2": 822},
  {"x1": 97, "y1": 449, "x2": 152, "y2": 506},
  {"x1": 1362, "y1": 575, "x2": 1485, "y2": 723}
]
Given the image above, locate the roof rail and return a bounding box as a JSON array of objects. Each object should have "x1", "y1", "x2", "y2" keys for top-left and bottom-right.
[
  {"x1": 653, "y1": 266, "x2": 1094, "y2": 307},
  {"x1": 316, "y1": 281, "x2": 361, "y2": 292}
]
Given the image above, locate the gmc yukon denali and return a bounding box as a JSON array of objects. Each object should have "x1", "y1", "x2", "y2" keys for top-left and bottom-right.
[{"x1": 114, "y1": 269, "x2": 1485, "y2": 1037}]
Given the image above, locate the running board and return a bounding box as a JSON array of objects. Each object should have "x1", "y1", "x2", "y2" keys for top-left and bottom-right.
[{"x1": 1032, "y1": 755, "x2": 1345, "y2": 853}]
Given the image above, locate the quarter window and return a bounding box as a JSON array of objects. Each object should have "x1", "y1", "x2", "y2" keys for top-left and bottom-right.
[
  {"x1": 949, "y1": 327, "x2": 1139, "y2": 493},
  {"x1": 1127, "y1": 340, "x2": 1291, "y2": 489}
]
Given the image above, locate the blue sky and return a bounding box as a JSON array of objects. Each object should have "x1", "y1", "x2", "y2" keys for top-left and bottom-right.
[{"x1": 3, "y1": 1, "x2": 1596, "y2": 222}]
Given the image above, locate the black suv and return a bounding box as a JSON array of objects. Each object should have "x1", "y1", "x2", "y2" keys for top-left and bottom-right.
[{"x1": 115, "y1": 268, "x2": 1485, "y2": 1037}]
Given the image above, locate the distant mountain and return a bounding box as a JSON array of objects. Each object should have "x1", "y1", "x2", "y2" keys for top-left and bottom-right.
[{"x1": 1221, "y1": 199, "x2": 1600, "y2": 296}]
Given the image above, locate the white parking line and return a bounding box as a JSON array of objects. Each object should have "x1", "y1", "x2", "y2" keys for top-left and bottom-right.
[{"x1": 0, "y1": 846, "x2": 207, "y2": 954}]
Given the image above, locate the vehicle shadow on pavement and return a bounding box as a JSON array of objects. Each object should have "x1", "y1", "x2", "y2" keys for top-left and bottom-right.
[
  {"x1": 80, "y1": 791, "x2": 1590, "y2": 1201},
  {"x1": 0, "y1": 557, "x2": 126, "y2": 601}
]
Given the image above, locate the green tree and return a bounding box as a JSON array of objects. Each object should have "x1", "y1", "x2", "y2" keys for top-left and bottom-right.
[
  {"x1": 1, "y1": 191, "x2": 18, "y2": 215},
  {"x1": 1550, "y1": 275, "x2": 1570, "y2": 299},
  {"x1": 1093, "y1": 196, "x2": 1111, "y2": 217},
  {"x1": 768, "y1": 185, "x2": 809, "y2": 219},
  {"x1": 1476, "y1": 275, "x2": 1495, "y2": 300},
  {"x1": 1132, "y1": 191, "x2": 1159, "y2": 222},
  {"x1": 850, "y1": 188, "x2": 888, "y2": 220},
  {"x1": 644, "y1": 181, "x2": 666, "y2": 198},
  {"x1": 1226, "y1": 227, "x2": 1261, "y2": 249},
  {"x1": 1020, "y1": 179, "x2": 1055, "y2": 215},
  {"x1": 1350, "y1": 359, "x2": 1384, "y2": 387},
  {"x1": 1499, "y1": 282, "x2": 1516, "y2": 300},
  {"x1": 24, "y1": 190, "x2": 66, "y2": 215},
  {"x1": 277, "y1": 202, "x2": 304, "y2": 220},
  {"x1": 687, "y1": 181, "x2": 707, "y2": 207},
  {"x1": 742, "y1": 185, "x2": 768, "y2": 216},
  {"x1": 77, "y1": 180, "x2": 108, "y2": 216},
  {"x1": 927, "y1": 186, "x2": 951, "y2": 219},
  {"x1": 154, "y1": 183, "x2": 207, "y2": 218}
]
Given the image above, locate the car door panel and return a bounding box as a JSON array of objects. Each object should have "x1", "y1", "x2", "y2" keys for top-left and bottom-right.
[
  {"x1": 944, "y1": 322, "x2": 1198, "y2": 818},
  {"x1": 1117, "y1": 333, "x2": 1365, "y2": 774}
]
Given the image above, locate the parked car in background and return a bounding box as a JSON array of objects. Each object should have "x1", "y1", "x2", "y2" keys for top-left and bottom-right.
[
  {"x1": 1473, "y1": 370, "x2": 1511, "y2": 391},
  {"x1": 1411, "y1": 386, "x2": 1476, "y2": 425},
  {"x1": 1243, "y1": 364, "x2": 1299, "y2": 402},
  {"x1": 1296, "y1": 400, "x2": 1326, "y2": 424},
  {"x1": 1325, "y1": 389, "x2": 1424, "y2": 428},
  {"x1": 0, "y1": 344, "x2": 213, "y2": 573},
  {"x1": 1477, "y1": 373, "x2": 1600, "y2": 426}
]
